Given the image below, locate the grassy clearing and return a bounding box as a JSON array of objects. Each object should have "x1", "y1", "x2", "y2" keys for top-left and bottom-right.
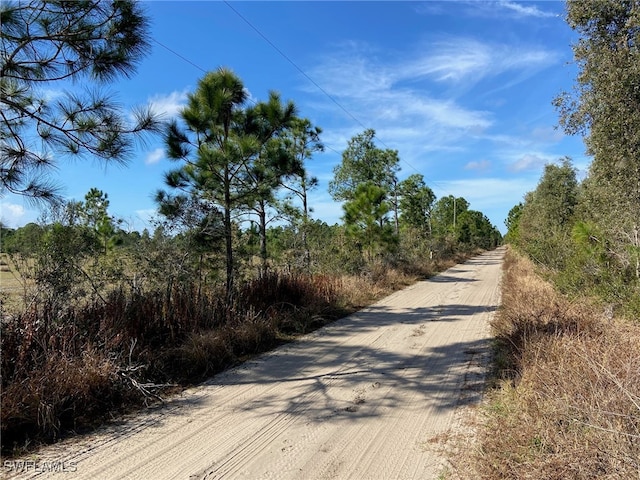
[
  {"x1": 0, "y1": 254, "x2": 30, "y2": 310},
  {"x1": 469, "y1": 249, "x2": 640, "y2": 479}
]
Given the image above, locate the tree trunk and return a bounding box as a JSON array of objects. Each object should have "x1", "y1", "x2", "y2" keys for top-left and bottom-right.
[
  {"x1": 393, "y1": 180, "x2": 399, "y2": 236},
  {"x1": 302, "y1": 185, "x2": 311, "y2": 273},
  {"x1": 224, "y1": 167, "x2": 234, "y2": 300},
  {"x1": 258, "y1": 200, "x2": 268, "y2": 278}
]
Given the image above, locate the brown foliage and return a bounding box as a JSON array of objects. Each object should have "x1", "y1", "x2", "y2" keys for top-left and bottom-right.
[
  {"x1": 476, "y1": 249, "x2": 640, "y2": 479},
  {"x1": 1, "y1": 273, "x2": 343, "y2": 454}
]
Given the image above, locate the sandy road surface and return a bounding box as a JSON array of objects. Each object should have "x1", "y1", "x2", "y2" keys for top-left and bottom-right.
[{"x1": 5, "y1": 248, "x2": 504, "y2": 480}]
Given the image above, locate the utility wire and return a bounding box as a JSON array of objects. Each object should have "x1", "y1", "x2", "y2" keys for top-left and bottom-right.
[
  {"x1": 223, "y1": 1, "x2": 368, "y2": 133},
  {"x1": 152, "y1": 6, "x2": 455, "y2": 198},
  {"x1": 152, "y1": 38, "x2": 207, "y2": 74},
  {"x1": 221, "y1": 1, "x2": 456, "y2": 196},
  {"x1": 152, "y1": 37, "x2": 345, "y2": 157}
]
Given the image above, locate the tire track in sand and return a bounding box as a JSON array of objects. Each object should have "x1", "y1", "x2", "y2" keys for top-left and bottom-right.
[{"x1": 6, "y1": 248, "x2": 503, "y2": 480}]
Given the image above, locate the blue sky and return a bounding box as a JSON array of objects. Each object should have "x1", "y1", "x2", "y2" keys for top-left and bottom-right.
[{"x1": 1, "y1": 0, "x2": 589, "y2": 234}]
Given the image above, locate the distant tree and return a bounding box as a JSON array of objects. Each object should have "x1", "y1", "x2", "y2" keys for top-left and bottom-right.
[
  {"x1": 2, "y1": 222, "x2": 43, "y2": 254},
  {"x1": 456, "y1": 210, "x2": 501, "y2": 250},
  {"x1": 242, "y1": 92, "x2": 298, "y2": 276},
  {"x1": 281, "y1": 118, "x2": 323, "y2": 272},
  {"x1": 81, "y1": 188, "x2": 120, "y2": 255},
  {"x1": 504, "y1": 203, "x2": 523, "y2": 245},
  {"x1": 0, "y1": 0, "x2": 161, "y2": 201},
  {"x1": 0, "y1": 223, "x2": 15, "y2": 253},
  {"x1": 343, "y1": 182, "x2": 396, "y2": 263},
  {"x1": 156, "y1": 191, "x2": 225, "y2": 293},
  {"x1": 429, "y1": 195, "x2": 470, "y2": 255},
  {"x1": 329, "y1": 129, "x2": 400, "y2": 203},
  {"x1": 431, "y1": 195, "x2": 469, "y2": 237},
  {"x1": 518, "y1": 159, "x2": 578, "y2": 269},
  {"x1": 398, "y1": 174, "x2": 436, "y2": 235}
]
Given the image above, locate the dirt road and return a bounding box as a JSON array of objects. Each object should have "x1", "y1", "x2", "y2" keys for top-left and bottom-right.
[{"x1": 7, "y1": 248, "x2": 503, "y2": 480}]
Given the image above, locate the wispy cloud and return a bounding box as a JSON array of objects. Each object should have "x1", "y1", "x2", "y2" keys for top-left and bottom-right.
[
  {"x1": 148, "y1": 90, "x2": 188, "y2": 118},
  {"x1": 305, "y1": 44, "x2": 495, "y2": 154},
  {"x1": 413, "y1": 2, "x2": 447, "y2": 16},
  {"x1": 302, "y1": 37, "x2": 557, "y2": 164},
  {"x1": 465, "y1": 159, "x2": 492, "y2": 172},
  {"x1": 456, "y1": 1, "x2": 558, "y2": 19},
  {"x1": 402, "y1": 37, "x2": 558, "y2": 86},
  {"x1": 135, "y1": 209, "x2": 158, "y2": 229},
  {"x1": 531, "y1": 126, "x2": 565, "y2": 144},
  {"x1": 498, "y1": 1, "x2": 557, "y2": 19},
  {"x1": 1, "y1": 203, "x2": 26, "y2": 227},
  {"x1": 509, "y1": 153, "x2": 555, "y2": 172},
  {"x1": 145, "y1": 147, "x2": 165, "y2": 165},
  {"x1": 415, "y1": 1, "x2": 557, "y2": 19}
]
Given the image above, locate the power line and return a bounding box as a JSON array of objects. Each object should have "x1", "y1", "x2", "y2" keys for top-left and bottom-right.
[
  {"x1": 221, "y1": 1, "x2": 453, "y2": 194},
  {"x1": 151, "y1": 36, "x2": 344, "y2": 157},
  {"x1": 152, "y1": 6, "x2": 453, "y2": 197},
  {"x1": 223, "y1": 1, "x2": 368, "y2": 133},
  {"x1": 152, "y1": 38, "x2": 207, "y2": 74}
]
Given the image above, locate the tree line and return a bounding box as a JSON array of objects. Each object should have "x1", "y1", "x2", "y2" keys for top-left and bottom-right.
[
  {"x1": 0, "y1": 0, "x2": 502, "y2": 302},
  {"x1": 505, "y1": 0, "x2": 640, "y2": 316}
]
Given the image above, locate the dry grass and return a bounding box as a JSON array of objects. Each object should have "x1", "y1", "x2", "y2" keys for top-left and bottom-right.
[
  {"x1": 472, "y1": 248, "x2": 640, "y2": 479},
  {"x1": 338, "y1": 255, "x2": 462, "y2": 309},
  {"x1": 1, "y1": 349, "x2": 133, "y2": 450},
  {"x1": 0, "y1": 254, "x2": 31, "y2": 311},
  {"x1": 1, "y1": 272, "x2": 344, "y2": 454}
]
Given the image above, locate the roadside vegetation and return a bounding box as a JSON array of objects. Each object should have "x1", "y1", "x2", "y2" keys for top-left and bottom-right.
[
  {"x1": 0, "y1": 1, "x2": 501, "y2": 455},
  {"x1": 470, "y1": 2, "x2": 640, "y2": 478},
  {"x1": 0, "y1": 206, "x2": 482, "y2": 455},
  {"x1": 474, "y1": 249, "x2": 639, "y2": 479}
]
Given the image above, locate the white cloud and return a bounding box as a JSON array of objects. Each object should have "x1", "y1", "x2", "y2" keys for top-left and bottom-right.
[
  {"x1": 305, "y1": 46, "x2": 494, "y2": 155},
  {"x1": 298, "y1": 36, "x2": 564, "y2": 230},
  {"x1": 402, "y1": 38, "x2": 558, "y2": 87},
  {"x1": 1, "y1": 203, "x2": 26, "y2": 228},
  {"x1": 509, "y1": 153, "x2": 554, "y2": 172},
  {"x1": 465, "y1": 159, "x2": 492, "y2": 171},
  {"x1": 458, "y1": 1, "x2": 558, "y2": 20},
  {"x1": 41, "y1": 88, "x2": 65, "y2": 102},
  {"x1": 148, "y1": 90, "x2": 188, "y2": 119},
  {"x1": 531, "y1": 126, "x2": 565, "y2": 144},
  {"x1": 303, "y1": 37, "x2": 556, "y2": 161},
  {"x1": 402, "y1": 40, "x2": 491, "y2": 83},
  {"x1": 145, "y1": 147, "x2": 165, "y2": 165},
  {"x1": 134, "y1": 209, "x2": 158, "y2": 229},
  {"x1": 498, "y1": 1, "x2": 557, "y2": 19},
  {"x1": 414, "y1": 3, "x2": 447, "y2": 16}
]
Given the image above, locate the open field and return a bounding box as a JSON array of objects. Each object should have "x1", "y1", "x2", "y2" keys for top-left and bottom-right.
[{"x1": 0, "y1": 255, "x2": 30, "y2": 311}]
